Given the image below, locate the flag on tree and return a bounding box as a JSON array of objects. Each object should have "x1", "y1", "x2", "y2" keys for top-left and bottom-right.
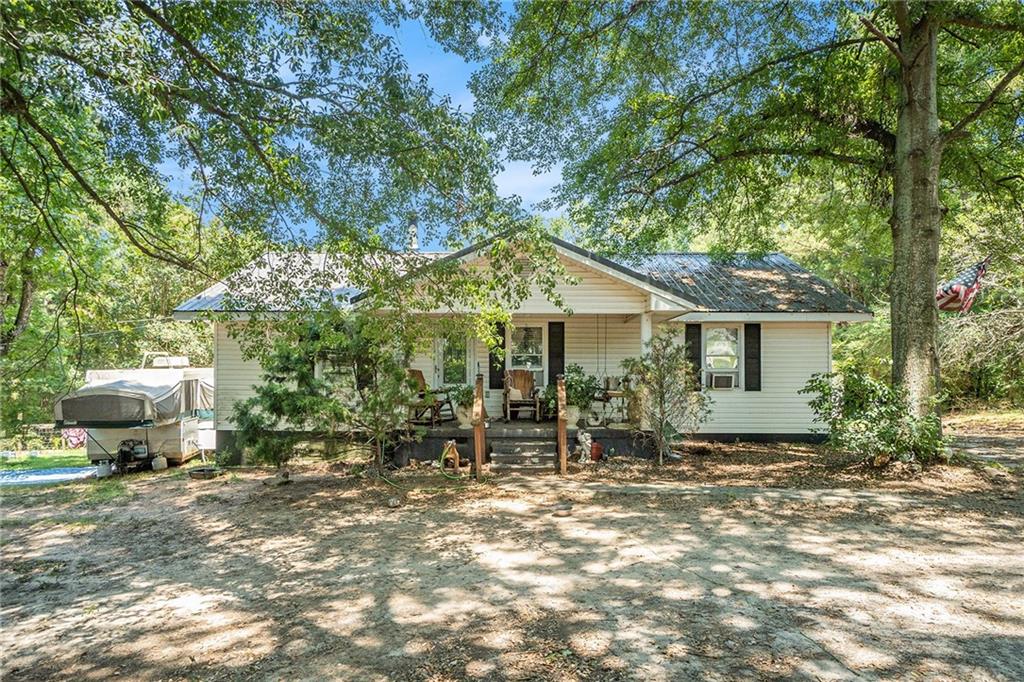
[{"x1": 936, "y1": 257, "x2": 990, "y2": 313}]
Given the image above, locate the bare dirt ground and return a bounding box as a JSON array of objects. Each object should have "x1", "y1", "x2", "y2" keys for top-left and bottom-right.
[
  {"x1": 1, "y1": 437, "x2": 1022, "y2": 681},
  {"x1": 945, "y1": 410, "x2": 1024, "y2": 469}
]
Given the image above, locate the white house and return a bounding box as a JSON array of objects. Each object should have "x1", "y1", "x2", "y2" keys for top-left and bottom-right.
[{"x1": 173, "y1": 235, "x2": 871, "y2": 457}]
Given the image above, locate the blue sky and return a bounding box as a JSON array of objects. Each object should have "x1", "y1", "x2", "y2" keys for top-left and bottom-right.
[
  {"x1": 160, "y1": 17, "x2": 563, "y2": 248},
  {"x1": 390, "y1": 19, "x2": 563, "y2": 218}
]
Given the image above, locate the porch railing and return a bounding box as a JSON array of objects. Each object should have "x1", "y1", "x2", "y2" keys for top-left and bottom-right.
[
  {"x1": 472, "y1": 372, "x2": 486, "y2": 480},
  {"x1": 556, "y1": 373, "x2": 568, "y2": 475}
]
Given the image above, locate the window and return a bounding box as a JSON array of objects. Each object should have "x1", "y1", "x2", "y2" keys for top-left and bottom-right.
[
  {"x1": 704, "y1": 326, "x2": 739, "y2": 389},
  {"x1": 315, "y1": 352, "x2": 358, "y2": 394},
  {"x1": 441, "y1": 334, "x2": 468, "y2": 384},
  {"x1": 510, "y1": 326, "x2": 543, "y2": 371}
]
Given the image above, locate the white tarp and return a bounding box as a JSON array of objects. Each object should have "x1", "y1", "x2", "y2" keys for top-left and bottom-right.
[{"x1": 55, "y1": 368, "x2": 213, "y2": 427}]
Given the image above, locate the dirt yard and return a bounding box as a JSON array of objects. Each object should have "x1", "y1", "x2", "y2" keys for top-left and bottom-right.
[{"x1": 2, "y1": 439, "x2": 1022, "y2": 681}]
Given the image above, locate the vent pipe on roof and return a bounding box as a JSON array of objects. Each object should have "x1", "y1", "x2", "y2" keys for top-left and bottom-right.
[{"x1": 406, "y1": 213, "x2": 419, "y2": 251}]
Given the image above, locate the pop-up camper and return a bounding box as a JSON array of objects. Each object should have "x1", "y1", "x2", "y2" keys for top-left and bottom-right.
[{"x1": 54, "y1": 367, "x2": 214, "y2": 465}]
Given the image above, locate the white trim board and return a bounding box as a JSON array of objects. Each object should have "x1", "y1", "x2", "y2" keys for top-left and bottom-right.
[
  {"x1": 549, "y1": 244, "x2": 698, "y2": 311},
  {"x1": 671, "y1": 312, "x2": 873, "y2": 323}
]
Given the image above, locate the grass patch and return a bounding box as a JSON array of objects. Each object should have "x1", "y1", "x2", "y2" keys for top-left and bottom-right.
[
  {"x1": 2, "y1": 478, "x2": 131, "y2": 509},
  {"x1": 0, "y1": 449, "x2": 89, "y2": 471},
  {"x1": 82, "y1": 479, "x2": 132, "y2": 506},
  {"x1": 1, "y1": 484, "x2": 82, "y2": 508},
  {"x1": 0, "y1": 514, "x2": 101, "y2": 530}
]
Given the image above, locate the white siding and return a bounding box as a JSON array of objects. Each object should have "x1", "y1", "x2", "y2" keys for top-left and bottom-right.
[
  {"x1": 213, "y1": 322, "x2": 264, "y2": 430},
  {"x1": 428, "y1": 254, "x2": 651, "y2": 315},
  {"x1": 514, "y1": 256, "x2": 648, "y2": 313},
  {"x1": 213, "y1": 318, "x2": 830, "y2": 436},
  {"x1": 680, "y1": 322, "x2": 830, "y2": 434},
  {"x1": 466, "y1": 314, "x2": 642, "y2": 416},
  {"x1": 565, "y1": 314, "x2": 642, "y2": 379}
]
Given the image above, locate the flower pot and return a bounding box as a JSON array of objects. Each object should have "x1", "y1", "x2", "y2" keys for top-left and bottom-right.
[
  {"x1": 455, "y1": 405, "x2": 473, "y2": 429},
  {"x1": 564, "y1": 405, "x2": 582, "y2": 430}
]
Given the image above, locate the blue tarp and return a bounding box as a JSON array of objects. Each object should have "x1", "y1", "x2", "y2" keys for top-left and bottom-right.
[{"x1": 0, "y1": 467, "x2": 95, "y2": 487}]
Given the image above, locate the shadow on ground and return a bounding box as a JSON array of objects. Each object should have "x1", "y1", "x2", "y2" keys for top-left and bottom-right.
[{"x1": 1, "y1": 453, "x2": 1022, "y2": 681}]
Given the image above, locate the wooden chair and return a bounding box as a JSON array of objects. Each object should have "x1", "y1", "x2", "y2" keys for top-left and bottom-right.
[
  {"x1": 407, "y1": 369, "x2": 455, "y2": 426},
  {"x1": 503, "y1": 369, "x2": 541, "y2": 422}
]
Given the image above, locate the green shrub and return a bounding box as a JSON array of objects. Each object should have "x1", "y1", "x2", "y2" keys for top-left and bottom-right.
[
  {"x1": 801, "y1": 371, "x2": 946, "y2": 466},
  {"x1": 540, "y1": 364, "x2": 603, "y2": 412},
  {"x1": 621, "y1": 331, "x2": 712, "y2": 465},
  {"x1": 563, "y1": 363, "x2": 602, "y2": 408},
  {"x1": 232, "y1": 312, "x2": 415, "y2": 470},
  {"x1": 445, "y1": 384, "x2": 476, "y2": 409}
]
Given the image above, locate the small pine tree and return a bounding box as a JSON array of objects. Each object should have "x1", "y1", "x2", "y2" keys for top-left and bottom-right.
[{"x1": 232, "y1": 312, "x2": 415, "y2": 470}]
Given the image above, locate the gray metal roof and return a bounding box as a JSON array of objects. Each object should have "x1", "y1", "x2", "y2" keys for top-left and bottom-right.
[
  {"x1": 174, "y1": 252, "x2": 358, "y2": 314},
  {"x1": 174, "y1": 241, "x2": 869, "y2": 315},
  {"x1": 633, "y1": 252, "x2": 871, "y2": 313}
]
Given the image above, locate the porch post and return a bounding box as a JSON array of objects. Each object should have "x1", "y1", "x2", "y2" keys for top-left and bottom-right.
[
  {"x1": 472, "y1": 373, "x2": 486, "y2": 480},
  {"x1": 640, "y1": 312, "x2": 653, "y2": 347}
]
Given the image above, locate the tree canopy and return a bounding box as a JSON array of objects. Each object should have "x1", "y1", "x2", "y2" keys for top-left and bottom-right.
[
  {"x1": 473, "y1": 0, "x2": 1024, "y2": 415},
  {"x1": 1, "y1": 0, "x2": 552, "y2": 427}
]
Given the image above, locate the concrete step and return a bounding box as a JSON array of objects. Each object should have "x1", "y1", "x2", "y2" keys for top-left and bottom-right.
[
  {"x1": 489, "y1": 462, "x2": 556, "y2": 473},
  {"x1": 490, "y1": 439, "x2": 554, "y2": 456},
  {"x1": 490, "y1": 453, "x2": 557, "y2": 466},
  {"x1": 488, "y1": 424, "x2": 558, "y2": 438}
]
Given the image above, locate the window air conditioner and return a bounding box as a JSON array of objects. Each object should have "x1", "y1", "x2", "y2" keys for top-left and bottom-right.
[{"x1": 707, "y1": 372, "x2": 736, "y2": 389}]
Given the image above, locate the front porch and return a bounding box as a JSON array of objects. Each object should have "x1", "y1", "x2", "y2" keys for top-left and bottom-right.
[
  {"x1": 394, "y1": 420, "x2": 652, "y2": 470},
  {"x1": 412, "y1": 312, "x2": 680, "y2": 422}
]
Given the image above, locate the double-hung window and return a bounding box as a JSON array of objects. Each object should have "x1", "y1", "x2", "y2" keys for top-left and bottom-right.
[
  {"x1": 704, "y1": 326, "x2": 740, "y2": 389},
  {"x1": 509, "y1": 326, "x2": 543, "y2": 371}
]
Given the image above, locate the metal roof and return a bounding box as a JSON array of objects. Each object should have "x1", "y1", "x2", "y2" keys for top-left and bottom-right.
[
  {"x1": 633, "y1": 252, "x2": 872, "y2": 313},
  {"x1": 174, "y1": 240, "x2": 869, "y2": 315}
]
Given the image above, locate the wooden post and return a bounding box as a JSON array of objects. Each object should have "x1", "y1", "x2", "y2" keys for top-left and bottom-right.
[
  {"x1": 472, "y1": 373, "x2": 485, "y2": 480},
  {"x1": 556, "y1": 373, "x2": 568, "y2": 475}
]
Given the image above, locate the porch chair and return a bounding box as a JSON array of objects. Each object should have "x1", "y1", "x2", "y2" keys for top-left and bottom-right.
[
  {"x1": 503, "y1": 369, "x2": 541, "y2": 423},
  {"x1": 406, "y1": 369, "x2": 455, "y2": 427}
]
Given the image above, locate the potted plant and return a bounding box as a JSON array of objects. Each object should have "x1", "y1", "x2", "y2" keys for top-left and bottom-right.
[
  {"x1": 561, "y1": 364, "x2": 601, "y2": 430},
  {"x1": 446, "y1": 384, "x2": 476, "y2": 429}
]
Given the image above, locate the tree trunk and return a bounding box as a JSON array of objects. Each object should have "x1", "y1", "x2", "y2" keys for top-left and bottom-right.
[
  {"x1": 890, "y1": 16, "x2": 942, "y2": 419},
  {"x1": 0, "y1": 249, "x2": 36, "y2": 358}
]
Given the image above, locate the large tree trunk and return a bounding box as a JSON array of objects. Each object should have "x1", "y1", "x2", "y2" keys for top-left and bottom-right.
[{"x1": 890, "y1": 15, "x2": 942, "y2": 419}]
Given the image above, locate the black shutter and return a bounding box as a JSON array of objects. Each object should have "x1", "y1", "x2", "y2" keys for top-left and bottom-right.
[
  {"x1": 548, "y1": 321, "x2": 565, "y2": 385},
  {"x1": 685, "y1": 323, "x2": 702, "y2": 390},
  {"x1": 488, "y1": 322, "x2": 506, "y2": 389},
  {"x1": 744, "y1": 323, "x2": 761, "y2": 391}
]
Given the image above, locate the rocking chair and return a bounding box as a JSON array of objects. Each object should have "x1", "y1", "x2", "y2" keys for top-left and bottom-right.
[
  {"x1": 407, "y1": 369, "x2": 455, "y2": 427},
  {"x1": 503, "y1": 369, "x2": 541, "y2": 422}
]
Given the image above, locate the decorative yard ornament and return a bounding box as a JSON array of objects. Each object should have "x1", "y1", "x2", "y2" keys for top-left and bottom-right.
[{"x1": 936, "y1": 257, "x2": 990, "y2": 314}]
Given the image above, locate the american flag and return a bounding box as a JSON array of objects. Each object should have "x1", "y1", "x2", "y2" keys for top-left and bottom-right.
[{"x1": 936, "y1": 257, "x2": 990, "y2": 313}]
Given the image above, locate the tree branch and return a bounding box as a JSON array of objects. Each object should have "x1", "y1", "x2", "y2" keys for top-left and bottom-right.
[
  {"x1": 125, "y1": 0, "x2": 312, "y2": 107},
  {"x1": 683, "y1": 37, "x2": 882, "y2": 111},
  {"x1": 1, "y1": 78, "x2": 200, "y2": 271},
  {"x1": 944, "y1": 15, "x2": 1024, "y2": 33},
  {"x1": 0, "y1": 247, "x2": 35, "y2": 357},
  {"x1": 892, "y1": 1, "x2": 912, "y2": 35},
  {"x1": 943, "y1": 54, "x2": 1024, "y2": 144},
  {"x1": 635, "y1": 145, "x2": 885, "y2": 197},
  {"x1": 860, "y1": 16, "x2": 906, "y2": 65}
]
